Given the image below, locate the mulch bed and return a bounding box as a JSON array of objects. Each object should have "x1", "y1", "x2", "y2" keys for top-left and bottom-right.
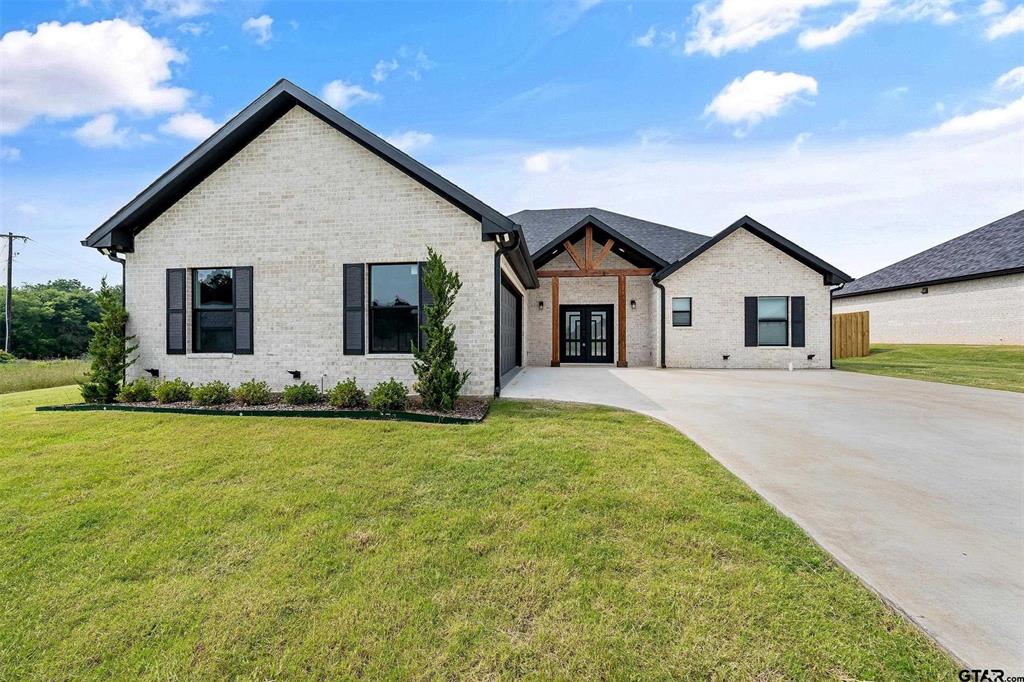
[{"x1": 37, "y1": 395, "x2": 490, "y2": 424}]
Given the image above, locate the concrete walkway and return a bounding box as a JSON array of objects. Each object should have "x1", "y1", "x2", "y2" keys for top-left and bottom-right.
[{"x1": 502, "y1": 366, "x2": 1024, "y2": 669}]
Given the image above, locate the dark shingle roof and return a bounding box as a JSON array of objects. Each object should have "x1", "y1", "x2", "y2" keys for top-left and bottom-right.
[
  {"x1": 834, "y1": 210, "x2": 1024, "y2": 298},
  {"x1": 509, "y1": 207, "x2": 710, "y2": 262}
]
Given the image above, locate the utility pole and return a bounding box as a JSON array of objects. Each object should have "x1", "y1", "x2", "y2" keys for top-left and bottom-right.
[{"x1": 3, "y1": 232, "x2": 29, "y2": 353}]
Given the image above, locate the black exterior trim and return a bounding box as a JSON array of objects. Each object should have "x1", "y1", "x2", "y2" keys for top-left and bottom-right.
[
  {"x1": 744, "y1": 297, "x2": 757, "y2": 347},
  {"x1": 832, "y1": 266, "x2": 1024, "y2": 298},
  {"x1": 343, "y1": 263, "x2": 365, "y2": 355},
  {"x1": 529, "y1": 214, "x2": 669, "y2": 269},
  {"x1": 791, "y1": 295, "x2": 805, "y2": 348},
  {"x1": 655, "y1": 216, "x2": 852, "y2": 285},
  {"x1": 80, "y1": 79, "x2": 538, "y2": 289},
  {"x1": 166, "y1": 268, "x2": 186, "y2": 355},
  {"x1": 367, "y1": 261, "x2": 418, "y2": 355},
  {"x1": 652, "y1": 277, "x2": 666, "y2": 368},
  {"x1": 671, "y1": 297, "x2": 692, "y2": 327}
]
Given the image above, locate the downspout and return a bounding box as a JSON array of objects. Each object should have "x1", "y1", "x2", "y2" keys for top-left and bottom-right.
[
  {"x1": 102, "y1": 248, "x2": 127, "y2": 384},
  {"x1": 652, "y1": 275, "x2": 666, "y2": 368},
  {"x1": 493, "y1": 231, "x2": 521, "y2": 397}
]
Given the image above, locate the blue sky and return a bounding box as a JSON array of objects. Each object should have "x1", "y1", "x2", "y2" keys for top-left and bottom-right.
[{"x1": 1, "y1": 0, "x2": 1021, "y2": 287}]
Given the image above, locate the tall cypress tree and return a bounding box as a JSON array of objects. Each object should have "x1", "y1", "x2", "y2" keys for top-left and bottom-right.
[
  {"x1": 412, "y1": 248, "x2": 470, "y2": 411},
  {"x1": 80, "y1": 278, "x2": 137, "y2": 403}
]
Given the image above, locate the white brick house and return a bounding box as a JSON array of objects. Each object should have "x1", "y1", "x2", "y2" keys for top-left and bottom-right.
[{"x1": 83, "y1": 80, "x2": 851, "y2": 397}]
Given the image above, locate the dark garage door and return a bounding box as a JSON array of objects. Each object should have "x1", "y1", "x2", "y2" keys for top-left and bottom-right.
[{"x1": 499, "y1": 279, "x2": 521, "y2": 377}]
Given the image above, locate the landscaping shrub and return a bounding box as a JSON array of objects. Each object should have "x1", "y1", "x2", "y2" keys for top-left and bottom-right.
[
  {"x1": 0, "y1": 350, "x2": 14, "y2": 364},
  {"x1": 282, "y1": 381, "x2": 321, "y2": 405},
  {"x1": 116, "y1": 377, "x2": 158, "y2": 403},
  {"x1": 412, "y1": 247, "x2": 470, "y2": 411},
  {"x1": 369, "y1": 378, "x2": 407, "y2": 412},
  {"x1": 326, "y1": 378, "x2": 367, "y2": 408},
  {"x1": 233, "y1": 379, "x2": 272, "y2": 406},
  {"x1": 154, "y1": 377, "x2": 192, "y2": 403},
  {"x1": 80, "y1": 278, "x2": 137, "y2": 403},
  {"x1": 191, "y1": 380, "x2": 232, "y2": 406}
]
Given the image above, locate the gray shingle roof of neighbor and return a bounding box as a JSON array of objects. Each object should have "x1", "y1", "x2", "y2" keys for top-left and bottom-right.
[
  {"x1": 509, "y1": 207, "x2": 711, "y2": 262},
  {"x1": 833, "y1": 210, "x2": 1024, "y2": 298}
]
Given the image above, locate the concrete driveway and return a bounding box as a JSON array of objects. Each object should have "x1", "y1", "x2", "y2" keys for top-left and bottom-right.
[{"x1": 502, "y1": 367, "x2": 1024, "y2": 669}]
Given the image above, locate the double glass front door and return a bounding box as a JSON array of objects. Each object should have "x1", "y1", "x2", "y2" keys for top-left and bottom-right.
[{"x1": 560, "y1": 305, "x2": 613, "y2": 363}]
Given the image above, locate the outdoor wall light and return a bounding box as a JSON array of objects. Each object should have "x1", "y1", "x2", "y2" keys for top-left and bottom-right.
[
  {"x1": 921, "y1": 287, "x2": 929, "y2": 294},
  {"x1": 144, "y1": 368, "x2": 159, "y2": 377},
  {"x1": 287, "y1": 370, "x2": 301, "y2": 379},
  {"x1": 630, "y1": 299, "x2": 636, "y2": 310},
  {"x1": 538, "y1": 300, "x2": 545, "y2": 310},
  {"x1": 807, "y1": 354, "x2": 816, "y2": 360}
]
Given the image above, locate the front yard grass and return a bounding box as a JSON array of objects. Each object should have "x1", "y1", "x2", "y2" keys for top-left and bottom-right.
[
  {"x1": 1, "y1": 386, "x2": 955, "y2": 680},
  {"x1": 834, "y1": 343, "x2": 1024, "y2": 392},
  {"x1": 0, "y1": 358, "x2": 88, "y2": 395}
]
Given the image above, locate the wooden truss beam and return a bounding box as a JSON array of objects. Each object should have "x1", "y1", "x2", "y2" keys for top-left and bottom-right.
[{"x1": 538, "y1": 268, "x2": 654, "y2": 278}]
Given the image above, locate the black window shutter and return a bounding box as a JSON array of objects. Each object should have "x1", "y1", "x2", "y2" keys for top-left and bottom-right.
[
  {"x1": 418, "y1": 261, "x2": 434, "y2": 351},
  {"x1": 234, "y1": 266, "x2": 253, "y2": 354},
  {"x1": 791, "y1": 296, "x2": 805, "y2": 348},
  {"x1": 166, "y1": 268, "x2": 186, "y2": 355},
  {"x1": 744, "y1": 297, "x2": 758, "y2": 347},
  {"x1": 343, "y1": 263, "x2": 365, "y2": 355}
]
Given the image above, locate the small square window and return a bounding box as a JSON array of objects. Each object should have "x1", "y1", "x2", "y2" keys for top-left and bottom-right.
[{"x1": 672, "y1": 297, "x2": 692, "y2": 327}]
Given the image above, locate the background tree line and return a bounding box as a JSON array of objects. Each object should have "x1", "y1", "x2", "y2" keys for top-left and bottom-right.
[{"x1": 0, "y1": 279, "x2": 118, "y2": 359}]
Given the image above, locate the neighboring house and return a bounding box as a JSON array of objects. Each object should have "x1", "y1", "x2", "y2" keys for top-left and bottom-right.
[
  {"x1": 82, "y1": 79, "x2": 851, "y2": 397},
  {"x1": 833, "y1": 211, "x2": 1024, "y2": 345}
]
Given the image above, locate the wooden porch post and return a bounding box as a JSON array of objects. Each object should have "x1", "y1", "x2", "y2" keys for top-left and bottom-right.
[
  {"x1": 617, "y1": 274, "x2": 628, "y2": 367},
  {"x1": 550, "y1": 275, "x2": 560, "y2": 367}
]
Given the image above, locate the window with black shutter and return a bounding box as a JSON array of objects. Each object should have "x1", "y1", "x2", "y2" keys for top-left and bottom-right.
[{"x1": 191, "y1": 267, "x2": 253, "y2": 353}]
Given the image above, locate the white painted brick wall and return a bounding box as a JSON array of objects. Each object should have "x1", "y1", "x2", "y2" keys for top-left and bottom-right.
[
  {"x1": 524, "y1": 242, "x2": 653, "y2": 366},
  {"x1": 832, "y1": 273, "x2": 1024, "y2": 344},
  {"x1": 658, "y1": 228, "x2": 832, "y2": 369},
  {"x1": 125, "y1": 106, "x2": 497, "y2": 395}
]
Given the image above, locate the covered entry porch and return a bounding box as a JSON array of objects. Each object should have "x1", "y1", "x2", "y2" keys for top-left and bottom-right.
[{"x1": 525, "y1": 216, "x2": 663, "y2": 368}]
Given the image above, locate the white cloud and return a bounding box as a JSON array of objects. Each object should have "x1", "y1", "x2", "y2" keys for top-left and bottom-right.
[
  {"x1": 523, "y1": 151, "x2": 572, "y2": 174},
  {"x1": 798, "y1": 0, "x2": 889, "y2": 49},
  {"x1": 72, "y1": 113, "x2": 133, "y2": 148},
  {"x1": 242, "y1": 15, "x2": 273, "y2": 45},
  {"x1": 686, "y1": 0, "x2": 956, "y2": 55},
  {"x1": 401, "y1": 47, "x2": 435, "y2": 81},
  {"x1": 882, "y1": 85, "x2": 910, "y2": 97},
  {"x1": 0, "y1": 146, "x2": 20, "y2": 162},
  {"x1": 0, "y1": 20, "x2": 189, "y2": 134},
  {"x1": 995, "y1": 66, "x2": 1024, "y2": 90},
  {"x1": 159, "y1": 111, "x2": 219, "y2": 140},
  {"x1": 320, "y1": 80, "x2": 380, "y2": 111},
  {"x1": 705, "y1": 70, "x2": 818, "y2": 134},
  {"x1": 980, "y1": 0, "x2": 1006, "y2": 15},
  {"x1": 177, "y1": 22, "x2": 208, "y2": 36},
  {"x1": 986, "y1": 4, "x2": 1024, "y2": 37},
  {"x1": 633, "y1": 26, "x2": 657, "y2": 47},
  {"x1": 14, "y1": 202, "x2": 38, "y2": 216},
  {"x1": 144, "y1": 0, "x2": 217, "y2": 20},
  {"x1": 384, "y1": 130, "x2": 434, "y2": 153},
  {"x1": 685, "y1": 0, "x2": 830, "y2": 56},
  {"x1": 916, "y1": 95, "x2": 1024, "y2": 136},
  {"x1": 372, "y1": 58, "x2": 398, "y2": 83},
  {"x1": 435, "y1": 125, "x2": 1019, "y2": 280}
]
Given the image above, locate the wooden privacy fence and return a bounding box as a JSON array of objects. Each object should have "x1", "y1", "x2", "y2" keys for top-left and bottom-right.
[{"x1": 832, "y1": 311, "x2": 870, "y2": 359}]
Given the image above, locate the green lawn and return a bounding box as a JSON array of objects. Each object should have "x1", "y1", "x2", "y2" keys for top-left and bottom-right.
[
  {"x1": 0, "y1": 358, "x2": 89, "y2": 395},
  {"x1": 1, "y1": 386, "x2": 955, "y2": 680},
  {"x1": 834, "y1": 343, "x2": 1024, "y2": 392}
]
